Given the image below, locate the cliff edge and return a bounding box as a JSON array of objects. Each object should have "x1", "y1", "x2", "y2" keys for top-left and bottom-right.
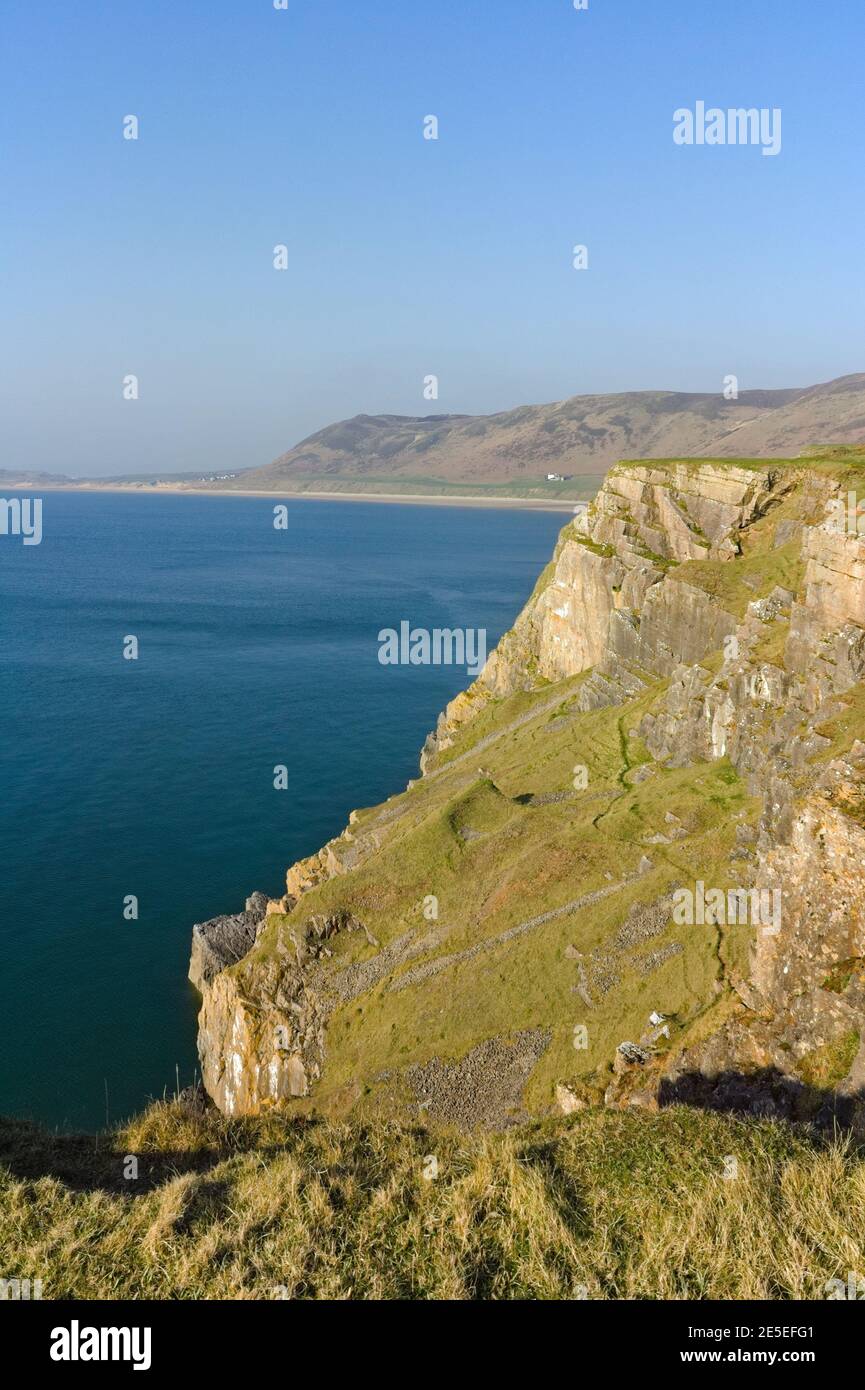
[{"x1": 190, "y1": 447, "x2": 865, "y2": 1130}]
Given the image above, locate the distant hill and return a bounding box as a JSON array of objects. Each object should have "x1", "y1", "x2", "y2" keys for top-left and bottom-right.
[
  {"x1": 0, "y1": 468, "x2": 238, "y2": 488},
  {"x1": 0, "y1": 468, "x2": 77, "y2": 486},
  {"x1": 5, "y1": 374, "x2": 865, "y2": 499},
  {"x1": 228, "y1": 372, "x2": 865, "y2": 495}
]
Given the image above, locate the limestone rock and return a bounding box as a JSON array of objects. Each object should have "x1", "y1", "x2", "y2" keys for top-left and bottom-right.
[
  {"x1": 555, "y1": 1084, "x2": 587, "y2": 1115},
  {"x1": 194, "y1": 909, "x2": 376, "y2": 1115},
  {"x1": 189, "y1": 909, "x2": 262, "y2": 993}
]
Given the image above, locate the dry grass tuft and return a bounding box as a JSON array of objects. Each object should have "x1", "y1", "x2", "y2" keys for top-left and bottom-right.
[{"x1": 2, "y1": 1102, "x2": 864, "y2": 1300}]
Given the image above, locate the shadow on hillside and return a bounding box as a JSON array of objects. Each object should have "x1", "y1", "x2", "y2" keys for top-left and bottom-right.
[
  {"x1": 658, "y1": 1067, "x2": 864, "y2": 1135},
  {"x1": 4, "y1": 1070, "x2": 863, "y2": 1199},
  {"x1": 0, "y1": 1113, "x2": 437, "y2": 1200},
  {"x1": 0, "y1": 1127, "x2": 240, "y2": 1195},
  {"x1": 518, "y1": 1139, "x2": 590, "y2": 1231},
  {"x1": 0, "y1": 1112, "x2": 328, "y2": 1197}
]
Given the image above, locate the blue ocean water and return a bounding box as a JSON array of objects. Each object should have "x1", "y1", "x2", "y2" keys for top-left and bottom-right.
[{"x1": 0, "y1": 492, "x2": 565, "y2": 1131}]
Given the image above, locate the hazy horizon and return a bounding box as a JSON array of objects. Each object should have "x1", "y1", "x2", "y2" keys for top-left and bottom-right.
[{"x1": 7, "y1": 369, "x2": 865, "y2": 483}]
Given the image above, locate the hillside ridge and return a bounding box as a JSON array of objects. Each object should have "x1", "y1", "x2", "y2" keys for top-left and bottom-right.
[
  {"x1": 5, "y1": 374, "x2": 865, "y2": 499},
  {"x1": 230, "y1": 373, "x2": 865, "y2": 493}
]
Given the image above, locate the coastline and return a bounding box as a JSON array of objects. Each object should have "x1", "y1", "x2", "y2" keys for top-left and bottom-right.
[{"x1": 19, "y1": 483, "x2": 584, "y2": 513}]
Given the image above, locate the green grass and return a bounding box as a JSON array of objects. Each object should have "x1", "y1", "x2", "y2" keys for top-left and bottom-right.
[
  {"x1": 2, "y1": 1101, "x2": 863, "y2": 1300},
  {"x1": 571, "y1": 533, "x2": 617, "y2": 559},
  {"x1": 813, "y1": 682, "x2": 865, "y2": 763},
  {"x1": 795, "y1": 1033, "x2": 861, "y2": 1091},
  {"x1": 672, "y1": 537, "x2": 804, "y2": 619},
  {"x1": 615, "y1": 448, "x2": 865, "y2": 476},
  {"x1": 248, "y1": 670, "x2": 759, "y2": 1120},
  {"x1": 751, "y1": 618, "x2": 790, "y2": 668}
]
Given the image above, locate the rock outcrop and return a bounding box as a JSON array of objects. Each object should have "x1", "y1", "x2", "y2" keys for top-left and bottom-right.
[
  {"x1": 188, "y1": 893, "x2": 268, "y2": 992},
  {"x1": 195, "y1": 910, "x2": 374, "y2": 1115},
  {"x1": 424, "y1": 463, "x2": 793, "y2": 758},
  {"x1": 191, "y1": 451, "x2": 865, "y2": 1127}
]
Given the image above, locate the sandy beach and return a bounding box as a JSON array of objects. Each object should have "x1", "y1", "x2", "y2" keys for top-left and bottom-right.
[{"x1": 18, "y1": 482, "x2": 585, "y2": 513}]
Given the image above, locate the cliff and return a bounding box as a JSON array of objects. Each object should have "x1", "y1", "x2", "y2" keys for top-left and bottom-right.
[{"x1": 191, "y1": 446, "x2": 865, "y2": 1130}]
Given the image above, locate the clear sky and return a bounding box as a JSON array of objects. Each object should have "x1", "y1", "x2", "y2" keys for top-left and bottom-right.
[{"x1": 1, "y1": 0, "x2": 863, "y2": 477}]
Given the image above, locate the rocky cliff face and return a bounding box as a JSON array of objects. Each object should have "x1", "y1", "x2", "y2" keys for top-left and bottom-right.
[
  {"x1": 423, "y1": 462, "x2": 785, "y2": 762},
  {"x1": 191, "y1": 449, "x2": 865, "y2": 1129}
]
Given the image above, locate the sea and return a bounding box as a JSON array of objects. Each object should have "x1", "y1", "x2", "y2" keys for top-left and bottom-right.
[{"x1": 0, "y1": 491, "x2": 566, "y2": 1130}]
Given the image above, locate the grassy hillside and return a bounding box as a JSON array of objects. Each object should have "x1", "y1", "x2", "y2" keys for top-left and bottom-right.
[
  {"x1": 7, "y1": 378, "x2": 863, "y2": 500},
  {"x1": 196, "y1": 446, "x2": 865, "y2": 1131},
  {"x1": 2, "y1": 1101, "x2": 863, "y2": 1300},
  {"x1": 286, "y1": 682, "x2": 755, "y2": 1124},
  {"x1": 223, "y1": 374, "x2": 865, "y2": 493}
]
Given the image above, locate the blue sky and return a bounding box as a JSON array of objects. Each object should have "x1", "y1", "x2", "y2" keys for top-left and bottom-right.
[{"x1": 1, "y1": 0, "x2": 863, "y2": 476}]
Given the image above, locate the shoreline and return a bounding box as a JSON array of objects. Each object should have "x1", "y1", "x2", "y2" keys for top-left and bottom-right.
[{"x1": 16, "y1": 483, "x2": 585, "y2": 513}]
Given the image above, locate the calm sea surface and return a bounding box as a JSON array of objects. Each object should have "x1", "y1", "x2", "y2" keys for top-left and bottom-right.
[{"x1": 0, "y1": 492, "x2": 565, "y2": 1130}]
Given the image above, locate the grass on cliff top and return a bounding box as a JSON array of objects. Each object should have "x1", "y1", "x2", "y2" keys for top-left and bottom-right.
[
  {"x1": 2, "y1": 1100, "x2": 863, "y2": 1301},
  {"x1": 613, "y1": 448, "x2": 865, "y2": 476},
  {"x1": 613, "y1": 456, "x2": 783, "y2": 477}
]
